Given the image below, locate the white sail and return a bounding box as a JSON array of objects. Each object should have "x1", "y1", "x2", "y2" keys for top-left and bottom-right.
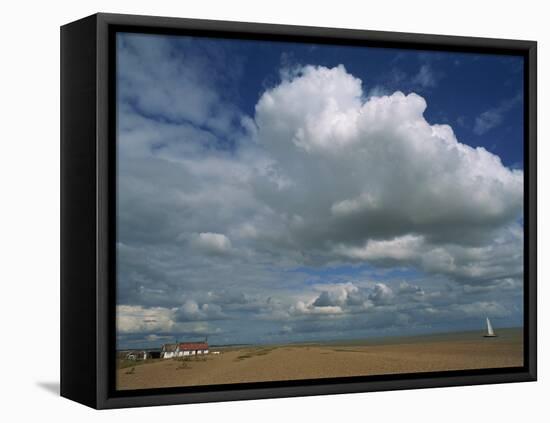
[{"x1": 486, "y1": 317, "x2": 495, "y2": 336}]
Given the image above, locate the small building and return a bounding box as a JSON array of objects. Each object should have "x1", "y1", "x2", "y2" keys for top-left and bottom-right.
[
  {"x1": 161, "y1": 341, "x2": 209, "y2": 358},
  {"x1": 176, "y1": 342, "x2": 209, "y2": 357},
  {"x1": 124, "y1": 350, "x2": 148, "y2": 361},
  {"x1": 148, "y1": 350, "x2": 161, "y2": 359},
  {"x1": 161, "y1": 343, "x2": 178, "y2": 359}
]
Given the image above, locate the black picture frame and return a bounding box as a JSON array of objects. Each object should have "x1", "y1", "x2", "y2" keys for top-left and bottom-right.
[{"x1": 60, "y1": 12, "x2": 537, "y2": 409}]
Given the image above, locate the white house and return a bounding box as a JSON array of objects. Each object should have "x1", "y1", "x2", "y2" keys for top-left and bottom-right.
[
  {"x1": 161, "y1": 342, "x2": 210, "y2": 358},
  {"x1": 176, "y1": 342, "x2": 209, "y2": 357},
  {"x1": 125, "y1": 350, "x2": 148, "y2": 360},
  {"x1": 161, "y1": 343, "x2": 178, "y2": 359}
]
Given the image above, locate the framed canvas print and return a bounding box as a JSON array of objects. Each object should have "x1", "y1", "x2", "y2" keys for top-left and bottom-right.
[{"x1": 60, "y1": 13, "x2": 537, "y2": 409}]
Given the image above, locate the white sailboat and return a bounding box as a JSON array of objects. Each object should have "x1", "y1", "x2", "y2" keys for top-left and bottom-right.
[{"x1": 483, "y1": 317, "x2": 497, "y2": 338}]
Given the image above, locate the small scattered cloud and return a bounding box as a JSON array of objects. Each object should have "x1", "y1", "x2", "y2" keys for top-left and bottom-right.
[
  {"x1": 175, "y1": 300, "x2": 225, "y2": 322},
  {"x1": 377, "y1": 64, "x2": 441, "y2": 93},
  {"x1": 398, "y1": 281, "x2": 424, "y2": 296},
  {"x1": 191, "y1": 232, "x2": 232, "y2": 255},
  {"x1": 412, "y1": 64, "x2": 438, "y2": 88},
  {"x1": 368, "y1": 283, "x2": 394, "y2": 305},
  {"x1": 474, "y1": 94, "x2": 522, "y2": 135}
]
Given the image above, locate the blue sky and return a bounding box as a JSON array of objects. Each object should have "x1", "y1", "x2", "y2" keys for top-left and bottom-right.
[{"x1": 116, "y1": 32, "x2": 524, "y2": 349}]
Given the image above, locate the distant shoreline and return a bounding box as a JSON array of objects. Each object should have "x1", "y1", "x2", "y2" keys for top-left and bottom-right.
[{"x1": 117, "y1": 327, "x2": 524, "y2": 352}]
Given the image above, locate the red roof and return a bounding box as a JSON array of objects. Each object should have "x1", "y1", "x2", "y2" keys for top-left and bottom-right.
[{"x1": 178, "y1": 342, "x2": 209, "y2": 351}]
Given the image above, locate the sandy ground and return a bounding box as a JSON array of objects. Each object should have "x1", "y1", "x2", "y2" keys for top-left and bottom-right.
[{"x1": 116, "y1": 328, "x2": 523, "y2": 390}]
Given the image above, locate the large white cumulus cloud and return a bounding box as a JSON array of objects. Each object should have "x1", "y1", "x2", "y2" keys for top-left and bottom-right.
[{"x1": 253, "y1": 65, "x2": 523, "y2": 256}]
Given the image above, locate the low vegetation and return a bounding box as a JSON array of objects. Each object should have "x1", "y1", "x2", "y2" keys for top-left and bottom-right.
[
  {"x1": 234, "y1": 347, "x2": 275, "y2": 362},
  {"x1": 117, "y1": 358, "x2": 161, "y2": 370}
]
